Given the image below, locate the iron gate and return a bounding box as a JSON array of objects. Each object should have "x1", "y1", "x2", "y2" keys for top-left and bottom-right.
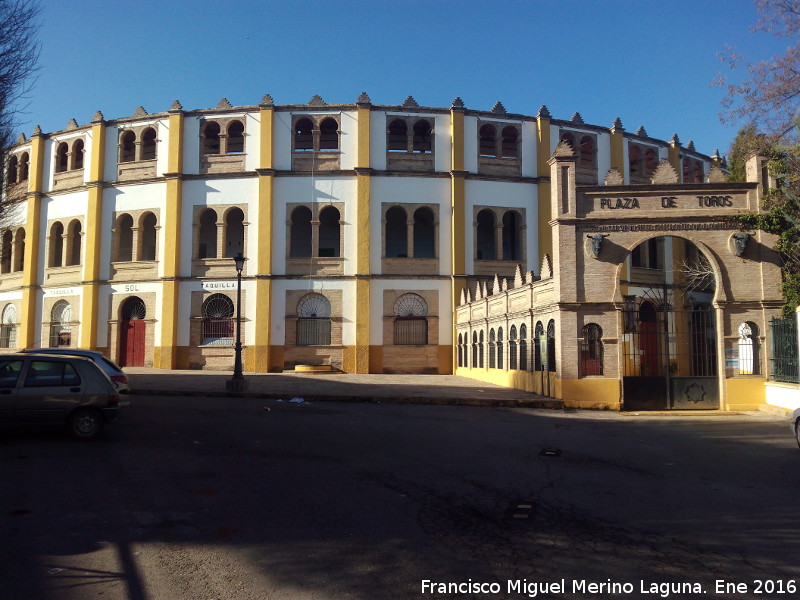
[{"x1": 622, "y1": 295, "x2": 719, "y2": 410}]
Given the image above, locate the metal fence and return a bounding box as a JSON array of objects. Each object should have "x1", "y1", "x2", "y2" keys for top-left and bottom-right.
[{"x1": 770, "y1": 316, "x2": 799, "y2": 384}]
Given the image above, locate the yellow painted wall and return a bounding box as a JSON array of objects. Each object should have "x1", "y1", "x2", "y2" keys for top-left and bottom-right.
[
  {"x1": 536, "y1": 116, "x2": 552, "y2": 262},
  {"x1": 725, "y1": 378, "x2": 767, "y2": 411},
  {"x1": 19, "y1": 133, "x2": 45, "y2": 348}
]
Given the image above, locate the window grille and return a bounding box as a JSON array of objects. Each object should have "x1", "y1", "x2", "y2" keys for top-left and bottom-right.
[
  {"x1": 489, "y1": 329, "x2": 496, "y2": 368},
  {"x1": 738, "y1": 322, "x2": 759, "y2": 375},
  {"x1": 297, "y1": 293, "x2": 332, "y2": 346},
  {"x1": 534, "y1": 322, "x2": 544, "y2": 371},
  {"x1": 547, "y1": 320, "x2": 556, "y2": 372},
  {"x1": 393, "y1": 293, "x2": 428, "y2": 345},
  {"x1": 201, "y1": 294, "x2": 234, "y2": 346},
  {"x1": 770, "y1": 317, "x2": 799, "y2": 383},
  {"x1": 49, "y1": 300, "x2": 72, "y2": 347},
  {"x1": 519, "y1": 324, "x2": 528, "y2": 371},
  {"x1": 497, "y1": 327, "x2": 504, "y2": 370},
  {"x1": 509, "y1": 326, "x2": 518, "y2": 371},
  {"x1": 579, "y1": 323, "x2": 603, "y2": 376},
  {"x1": 0, "y1": 304, "x2": 16, "y2": 349}
]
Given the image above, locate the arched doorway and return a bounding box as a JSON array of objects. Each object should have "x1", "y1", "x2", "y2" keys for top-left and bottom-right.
[
  {"x1": 620, "y1": 236, "x2": 719, "y2": 410},
  {"x1": 119, "y1": 296, "x2": 146, "y2": 367}
]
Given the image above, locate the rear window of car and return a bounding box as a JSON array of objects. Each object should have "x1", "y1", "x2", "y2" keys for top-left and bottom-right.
[
  {"x1": 101, "y1": 357, "x2": 123, "y2": 372},
  {"x1": 0, "y1": 360, "x2": 23, "y2": 388},
  {"x1": 24, "y1": 361, "x2": 82, "y2": 387}
]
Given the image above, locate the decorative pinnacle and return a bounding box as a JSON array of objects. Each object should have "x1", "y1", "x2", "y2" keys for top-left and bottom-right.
[
  {"x1": 537, "y1": 105, "x2": 551, "y2": 118},
  {"x1": 451, "y1": 97, "x2": 465, "y2": 109}
]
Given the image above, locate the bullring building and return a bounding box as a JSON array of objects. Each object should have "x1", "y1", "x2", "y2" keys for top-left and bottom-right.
[{"x1": 0, "y1": 93, "x2": 783, "y2": 410}]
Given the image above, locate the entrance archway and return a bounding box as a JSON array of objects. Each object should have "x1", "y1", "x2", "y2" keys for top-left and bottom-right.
[
  {"x1": 620, "y1": 236, "x2": 719, "y2": 410},
  {"x1": 119, "y1": 296, "x2": 146, "y2": 367}
]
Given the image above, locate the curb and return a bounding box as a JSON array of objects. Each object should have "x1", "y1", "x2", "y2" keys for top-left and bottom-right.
[{"x1": 130, "y1": 387, "x2": 564, "y2": 410}]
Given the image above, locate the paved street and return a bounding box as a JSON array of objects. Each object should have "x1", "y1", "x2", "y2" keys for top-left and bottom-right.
[{"x1": 1, "y1": 394, "x2": 798, "y2": 600}]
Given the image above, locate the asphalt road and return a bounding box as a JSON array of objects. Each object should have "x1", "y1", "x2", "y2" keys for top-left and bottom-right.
[{"x1": 1, "y1": 395, "x2": 798, "y2": 600}]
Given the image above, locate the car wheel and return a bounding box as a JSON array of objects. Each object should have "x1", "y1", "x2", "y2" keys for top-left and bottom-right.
[
  {"x1": 68, "y1": 408, "x2": 103, "y2": 440},
  {"x1": 796, "y1": 419, "x2": 800, "y2": 450}
]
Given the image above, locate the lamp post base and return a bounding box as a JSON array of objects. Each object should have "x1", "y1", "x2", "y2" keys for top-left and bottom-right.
[{"x1": 226, "y1": 378, "x2": 249, "y2": 393}]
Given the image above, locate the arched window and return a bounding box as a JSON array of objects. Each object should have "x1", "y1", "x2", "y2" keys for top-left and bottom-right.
[
  {"x1": 738, "y1": 322, "x2": 759, "y2": 375},
  {"x1": 412, "y1": 119, "x2": 432, "y2": 153},
  {"x1": 457, "y1": 333, "x2": 463, "y2": 367},
  {"x1": 385, "y1": 206, "x2": 407, "y2": 258},
  {"x1": 198, "y1": 209, "x2": 217, "y2": 259},
  {"x1": 18, "y1": 153, "x2": 28, "y2": 181},
  {"x1": 476, "y1": 209, "x2": 496, "y2": 260},
  {"x1": 6, "y1": 155, "x2": 17, "y2": 184},
  {"x1": 202, "y1": 122, "x2": 221, "y2": 155},
  {"x1": 629, "y1": 145, "x2": 641, "y2": 175},
  {"x1": 645, "y1": 149, "x2": 657, "y2": 175},
  {"x1": 0, "y1": 304, "x2": 16, "y2": 348},
  {"x1": 1, "y1": 230, "x2": 12, "y2": 273},
  {"x1": 121, "y1": 296, "x2": 146, "y2": 321},
  {"x1": 289, "y1": 206, "x2": 312, "y2": 258},
  {"x1": 49, "y1": 300, "x2": 72, "y2": 347},
  {"x1": 413, "y1": 207, "x2": 435, "y2": 258},
  {"x1": 387, "y1": 119, "x2": 407, "y2": 152},
  {"x1": 547, "y1": 320, "x2": 556, "y2": 372},
  {"x1": 140, "y1": 212, "x2": 157, "y2": 261},
  {"x1": 318, "y1": 206, "x2": 340, "y2": 257},
  {"x1": 297, "y1": 293, "x2": 331, "y2": 346},
  {"x1": 489, "y1": 329, "x2": 496, "y2": 368},
  {"x1": 120, "y1": 130, "x2": 136, "y2": 163},
  {"x1": 141, "y1": 128, "x2": 157, "y2": 160},
  {"x1": 12, "y1": 228, "x2": 24, "y2": 272},
  {"x1": 534, "y1": 321, "x2": 544, "y2": 371},
  {"x1": 580, "y1": 323, "x2": 603, "y2": 376},
  {"x1": 117, "y1": 214, "x2": 134, "y2": 262},
  {"x1": 224, "y1": 208, "x2": 245, "y2": 258},
  {"x1": 319, "y1": 118, "x2": 339, "y2": 150},
  {"x1": 509, "y1": 325, "x2": 518, "y2": 370},
  {"x1": 579, "y1": 136, "x2": 594, "y2": 167},
  {"x1": 501, "y1": 126, "x2": 518, "y2": 158},
  {"x1": 393, "y1": 293, "x2": 428, "y2": 345},
  {"x1": 55, "y1": 142, "x2": 69, "y2": 173},
  {"x1": 502, "y1": 210, "x2": 522, "y2": 261},
  {"x1": 294, "y1": 118, "x2": 313, "y2": 151},
  {"x1": 201, "y1": 294, "x2": 234, "y2": 346},
  {"x1": 479, "y1": 330, "x2": 484, "y2": 368},
  {"x1": 72, "y1": 139, "x2": 84, "y2": 170},
  {"x1": 479, "y1": 124, "x2": 496, "y2": 157},
  {"x1": 227, "y1": 120, "x2": 245, "y2": 154},
  {"x1": 519, "y1": 323, "x2": 528, "y2": 371},
  {"x1": 49, "y1": 222, "x2": 64, "y2": 267},
  {"x1": 497, "y1": 327, "x2": 504, "y2": 370},
  {"x1": 472, "y1": 331, "x2": 478, "y2": 368},
  {"x1": 66, "y1": 220, "x2": 81, "y2": 266}
]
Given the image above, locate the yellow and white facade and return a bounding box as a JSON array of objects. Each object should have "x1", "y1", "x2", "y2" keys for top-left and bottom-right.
[{"x1": 0, "y1": 94, "x2": 723, "y2": 375}]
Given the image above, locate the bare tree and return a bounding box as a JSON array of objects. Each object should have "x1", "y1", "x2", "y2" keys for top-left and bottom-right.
[
  {"x1": 716, "y1": 0, "x2": 800, "y2": 141},
  {"x1": 0, "y1": 0, "x2": 40, "y2": 151}
]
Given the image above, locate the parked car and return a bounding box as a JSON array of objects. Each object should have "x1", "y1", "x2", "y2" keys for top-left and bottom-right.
[
  {"x1": 792, "y1": 408, "x2": 800, "y2": 449},
  {"x1": 20, "y1": 348, "x2": 130, "y2": 394},
  {"x1": 0, "y1": 353, "x2": 120, "y2": 439}
]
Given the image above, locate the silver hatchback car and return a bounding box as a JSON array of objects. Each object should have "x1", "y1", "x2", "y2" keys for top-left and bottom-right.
[
  {"x1": 20, "y1": 348, "x2": 130, "y2": 394},
  {"x1": 0, "y1": 354, "x2": 120, "y2": 439}
]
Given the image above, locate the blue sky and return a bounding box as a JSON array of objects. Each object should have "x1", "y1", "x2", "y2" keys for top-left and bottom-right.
[{"x1": 17, "y1": 0, "x2": 790, "y2": 157}]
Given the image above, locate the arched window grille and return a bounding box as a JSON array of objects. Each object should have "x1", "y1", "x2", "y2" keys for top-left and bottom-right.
[
  {"x1": 393, "y1": 293, "x2": 428, "y2": 345},
  {"x1": 579, "y1": 323, "x2": 603, "y2": 376},
  {"x1": 121, "y1": 296, "x2": 147, "y2": 321},
  {"x1": 534, "y1": 321, "x2": 544, "y2": 371},
  {"x1": 546, "y1": 320, "x2": 556, "y2": 372},
  {"x1": 479, "y1": 330, "x2": 485, "y2": 368},
  {"x1": 738, "y1": 322, "x2": 759, "y2": 375},
  {"x1": 49, "y1": 300, "x2": 72, "y2": 347},
  {"x1": 488, "y1": 328, "x2": 496, "y2": 368},
  {"x1": 201, "y1": 294, "x2": 234, "y2": 346},
  {"x1": 519, "y1": 323, "x2": 528, "y2": 371},
  {"x1": 457, "y1": 333, "x2": 463, "y2": 367},
  {"x1": 0, "y1": 304, "x2": 16, "y2": 349},
  {"x1": 472, "y1": 331, "x2": 478, "y2": 368},
  {"x1": 497, "y1": 327, "x2": 504, "y2": 370},
  {"x1": 509, "y1": 325, "x2": 518, "y2": 371},
  {"x1": 297, "y1": 293, "x2": 331, "y2": 346}
]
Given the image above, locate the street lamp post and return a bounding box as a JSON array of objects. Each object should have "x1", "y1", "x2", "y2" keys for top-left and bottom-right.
[{"x1": 226, "y1": 252, "x2": 248, "y2": 393}]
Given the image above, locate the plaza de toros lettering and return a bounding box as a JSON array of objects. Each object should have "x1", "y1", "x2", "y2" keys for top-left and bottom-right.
[{"x1": 598, "y1": 195, "x2": 736, "y2": 210}]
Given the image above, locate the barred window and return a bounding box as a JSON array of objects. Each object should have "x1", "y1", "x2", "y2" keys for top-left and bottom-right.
[
  {"x1": 201, "y1": 294, "x2": 234, "y2": 346},
  {"x1": 547, "y1": 320, "x2": 556, "y2": 372},
  {"x1": 0, "y1": 304, "x2": 16, "y2": 349},
  {"x1": 497, "y1": 327, "x2": 504, "y2": 370},
  {"x1": 297, "y1": 293, "x2": 331, "y2": 346},
  {"x1": 579, "y1": 323, "x2": 603, "y2": 376},
  {"x1": 472, "y1": 331, "x2": 478, "y2": 367},
  {"x1": 393, "y1": 293, "x2": 428, "y2": 345},
  {"x1": 457, "y1": 333, "x2": 463, "y2": 367},
  {"x1": 49, "y1": 300, "x2": 72, "y2": 348},
  {"x1": 509, "y1": 325, "x2": 518, "y2": 371},
  {"x1": 534, "y1": 321, "x2": 544, "y2": 371},
  {"x1": 519, "y1": 324, "x2": 528, "y2": 371},
  {"x1": 489, "y1": 328, "x2": 496, "y2": 368},
  {"x1": 738, "y1": 322, "x2": 759, "y2": 375}
]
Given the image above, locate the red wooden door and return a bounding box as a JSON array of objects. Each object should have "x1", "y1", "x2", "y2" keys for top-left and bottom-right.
[
  {"x1": 120, "y1": 319, "x2": 145, "y2": 367},
  {"x1": 639, "y1": 321, "x2": 662, "y2": 376}
]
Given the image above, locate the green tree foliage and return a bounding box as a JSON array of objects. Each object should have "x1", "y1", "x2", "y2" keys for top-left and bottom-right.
[{"x1": 720, "y1": 1, "x2": 800, "y2": 313}]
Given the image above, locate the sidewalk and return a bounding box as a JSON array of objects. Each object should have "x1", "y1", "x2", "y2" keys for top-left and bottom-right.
[{"x1": 124, "y1": 368, "x2": 563, "y2": 409}]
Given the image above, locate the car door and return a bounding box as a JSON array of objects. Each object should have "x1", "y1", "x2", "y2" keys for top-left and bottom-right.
[
  {"x1": 14, "y1": 358, "x2": 85, "y2": 422},
  {"x1": 0, "y1": 358, "x2": 23, "y2": 421}
]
